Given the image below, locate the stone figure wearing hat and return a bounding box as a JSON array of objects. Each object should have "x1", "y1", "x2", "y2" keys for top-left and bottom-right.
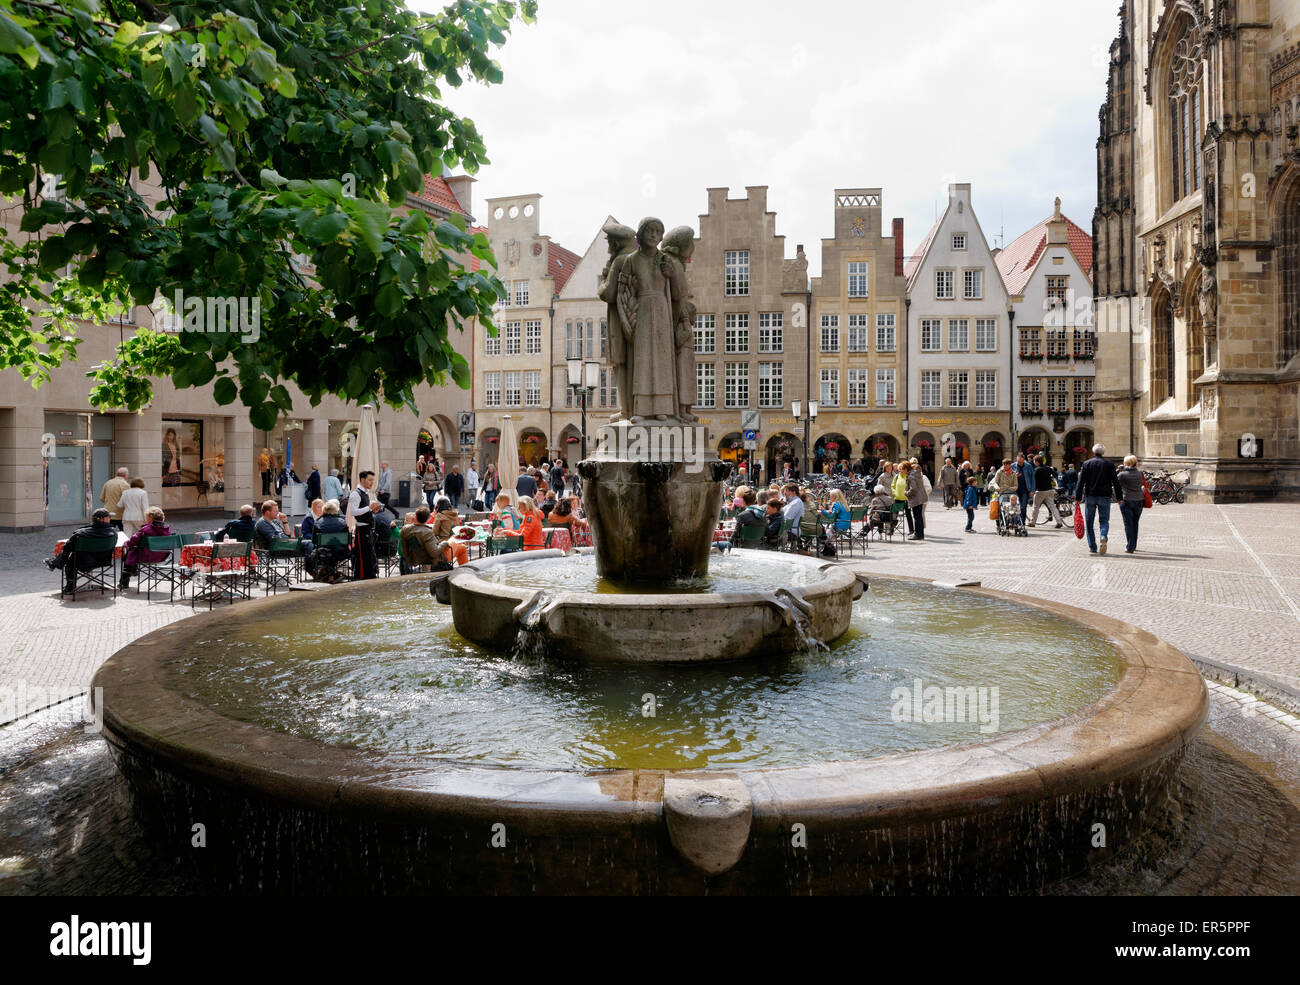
[{"x1": 597, "y1": 220, "x2": 637, "y2": 422}]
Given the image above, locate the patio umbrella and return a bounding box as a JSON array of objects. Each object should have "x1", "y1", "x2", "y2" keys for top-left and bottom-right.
[
  {"x1": 497, "y1": 414, "x2": 519, "y2": 504},
  {"x1": 348, "y1": 404, "x2": 380, "y2": 530}
]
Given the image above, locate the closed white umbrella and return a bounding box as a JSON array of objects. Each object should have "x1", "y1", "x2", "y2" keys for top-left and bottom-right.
[
  {"x1": 347, "y1": 405, "x2": 380, "y2": 531},
  {"x1": 498, "y1": 414, "x2": 519, "y2": 504}
]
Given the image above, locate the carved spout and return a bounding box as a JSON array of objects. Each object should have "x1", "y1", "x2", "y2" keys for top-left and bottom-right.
[{"x1": 663, "y1": 774, "x2": 752, "y2": 876}]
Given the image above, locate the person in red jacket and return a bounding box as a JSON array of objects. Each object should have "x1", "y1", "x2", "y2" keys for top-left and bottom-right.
[{"x1": 502, "y1": 496, "x2": 546, "y2": 550}]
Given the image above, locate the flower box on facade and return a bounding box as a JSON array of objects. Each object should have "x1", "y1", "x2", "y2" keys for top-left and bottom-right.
[{"x1": 1020, "y1": 352, "x2": 1043, "y2": 361}]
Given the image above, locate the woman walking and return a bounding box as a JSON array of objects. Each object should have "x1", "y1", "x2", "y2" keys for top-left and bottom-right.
[
  {"x1": 1116, "y1": 454, "x2": 1147, "y2": 554},
  {"x1": 119, "y1": 477, "x2": 149, "y2": 537},
  {"x1": 905, "y1": 460, "x2": 927, "y2": 540}
]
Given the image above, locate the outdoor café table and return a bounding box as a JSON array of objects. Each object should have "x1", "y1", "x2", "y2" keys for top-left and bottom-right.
[
  {"x1": 55, "y1": 531, "x2": 127, "y2": 558},
  {"x1": 180, "y1": 542, "x2": 259, "y2": 571},
  {"x1": 543, "y1": 526, "x2": 573, "y2": 553},
  {"x1": 713, "y1": 520, "x2": 737, "y2": 543}
]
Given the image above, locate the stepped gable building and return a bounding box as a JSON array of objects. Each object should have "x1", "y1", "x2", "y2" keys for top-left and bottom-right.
[
  {"x1": 904, "y1": 183, "x2": 1014, "y2": 479},
  {"x1": 472, "y1": 193, "x2": 581, "y2": 470},
  {"x1": 1093, "y1": 0, "x2": 1300, "y2": 500},
  {"x1": 998, "y1": 199, "x2": 1098, "y2": 468},
  {"x1": 689, "y1": 186, "x2": 810, "y2": 478},
  {"x1": 808, "y1": 189, "x2": 908, "y2": 473}
]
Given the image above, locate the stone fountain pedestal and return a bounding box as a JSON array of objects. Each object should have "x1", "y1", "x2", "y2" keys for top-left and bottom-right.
[{"x1": 578, "y1": 447, "x2": 730, "y2": 583}]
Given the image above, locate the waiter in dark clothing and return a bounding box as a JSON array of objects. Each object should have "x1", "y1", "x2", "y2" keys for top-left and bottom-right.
[{"x1": 347, "y1": 470, "x2": 381, "y2": 579}]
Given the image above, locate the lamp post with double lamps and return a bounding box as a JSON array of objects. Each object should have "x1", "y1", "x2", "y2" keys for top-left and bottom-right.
[
  {"x1": 791, "y1": 398, "x2": 818, "y2": 480},
  {"x1": 567, "y1": 358, "x2": 600, "y2": 460}
]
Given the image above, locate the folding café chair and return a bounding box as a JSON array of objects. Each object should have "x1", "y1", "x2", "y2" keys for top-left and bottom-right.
[{"x1": 60, "y1": 534, "x2": 118, "y2": 601}]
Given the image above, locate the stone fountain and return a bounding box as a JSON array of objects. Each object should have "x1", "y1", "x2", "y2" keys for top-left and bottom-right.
[{"x1": 90, "y1": 213, "x2": 1208, "y2": 894}]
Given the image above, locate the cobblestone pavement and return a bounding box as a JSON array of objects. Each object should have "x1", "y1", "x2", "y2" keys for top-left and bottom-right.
[
  {"x1": 1, "y1": 498, "x2": 1298, "y2": 725},
  {"x1": 843, "y1": 497, "x2": 1300, "y2": 695}
]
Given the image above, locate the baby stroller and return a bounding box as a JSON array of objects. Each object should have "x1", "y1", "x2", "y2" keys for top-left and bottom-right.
[{"x1": 995, "y1": 494, "x2": 1027, "y2": 537}]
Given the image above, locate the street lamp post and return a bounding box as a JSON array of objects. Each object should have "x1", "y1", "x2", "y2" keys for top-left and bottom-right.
[
  {"x1": 791, "y1": 398, "x2": 818, "y2": 479},
  {"x1": 567, "y1": 358, "x2": 600, "y2": 460}
]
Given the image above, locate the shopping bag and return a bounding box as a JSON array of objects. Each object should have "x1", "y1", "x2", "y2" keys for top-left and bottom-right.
[
  {"x1": 989, "y1": 499, "x2": 1000, "y2": 520},
  {"x1": 1142, "y1": 478, "x2": 1153, "y2": 510},
  {"x1": 1074, "y1": 503, "x2": 1086, "y2": 539}
]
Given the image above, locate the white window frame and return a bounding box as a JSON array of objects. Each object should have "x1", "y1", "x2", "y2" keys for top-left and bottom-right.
[
  {"x1": 963, "y1": 268, "x2": 983, "y2": 300},
  {"x1": 952, "y1": 233, "x2": 967, "y2": 251},
  {"x1": 847, "y1": 368, "x2": 870, "y2": 407},
  {"x1": 484, "y1": 329, "x2": 501, "y2": 357},
  {"x1": 724, "y1": 361, "x2": 749, "y2": 408},
  {"x1": 694, "y1": 314, "x2": 716, "y2": 354},
  {"x1": 935, "y1": 269, "x2": 954, "y2": 299},
  {"x1": 504, "y1": 370, "x2": 521, "y2": 407},
  {"x1": 876, "y1": 313, "x2": 897, "y2": 352},
  {"x1": 758, "y1": 312, "x2": 783, "y2": 352},
  {"x1": 1020, "y1": 377, "x2": 1041, "y2": 413},
  {"x1": 948, "y1": 370, "x2": 969, "y2": 408},
  {"x1": 920, "y1": 319, "x2": 942, "y2": 352},
  {"x1": 847, "y1": 314, "x2": 870, "y2": 352},
  {"x1": 513, "y1": 280, "x2": 529, "y2": 307},
  {"x1": 724, "y1": 312, "x2": 750, "y2": 353},
  {"x1": 696, "y1": 363, "x2": 715, "y2": 408},
  {"x1": 876, "y1": 368, "x2": 896, "y2": 407},
  {"x1": 820, "y1": 314, "x2": 840, "y2": 353},
  {"x1": 847, "y1": 260, "x2": 869, "y2": 298},
  {"x1": 975, "y1": 369, "x2": 996, "y2": 408},
  {"x1": 920, "y1": 370, "x2": 942, "y2": 408},
  {"x1": 975, "y1": 317, "x2": 998, "y2": 352},
  {"x1": 484, "y1": 371, "x2": 501, "y2": 407},
  {"x1": 524, "y1": 319, "x2": 542, "y2": 355},
  {"x1": 724, "y1": 250, "x2": 750, "y2": 297},
  {"x1": 819, "y1": 368, "x2": 840, "y2": 407},
  {"x1": 1074, "y1": 378, "x2": 1094, "y2": 414},
  {"x1": 948, "y1": 318, "x2": 969, "y2": 352},
  {"x1": 758, "y1": 361, "x2": 783, "y2": 408},
  {"x1": 504, "y1": 321, "x2": 521, "y2": 356},
  {"x1": 524, "y1": 370, "x2": 542, "y2": 407}
]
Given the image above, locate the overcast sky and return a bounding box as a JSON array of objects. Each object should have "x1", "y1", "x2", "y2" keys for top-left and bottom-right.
[{"x1": 415, "y1": 0, "x2": 1119, "y2": 276}]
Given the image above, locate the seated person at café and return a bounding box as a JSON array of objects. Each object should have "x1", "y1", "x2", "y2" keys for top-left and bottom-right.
[
  {"x1": 501, "y1": 496, "x2": 545, "y2": 549},
  {"x1": 548, "y1": 497, "x2": 574, "y2": 526},
  {"x1": 431, "y1": 497, "x2": 460, "y2": 540},
  {"x1": 254, "y1": 500, "x2": 292, "y2": 549},
  {"x1": 299, "y1": 498, "x2": 325, "y2": 546},
  {"x1": 867, "y1": 485, "x2": 893, "y2": 534},
  {"x1": 730, "y1": 488, "x2": 766, "y2": 544},
  {"x1": 120, "y1": 506, "x2": 172, "y2": 591},
  {"x1": 539, "y1": 492, "x2": 558, "y2": 519},
  {"x1": 400, "y1": 506, "x2": 446, "y2": 571},
  {"x1": 762, "y1": 498, "x2": 785, "y2": 545},
  {"x1": 822, "y1": 488, "x2": 852, "y2": 533},
  {"x1": 305, "y1": 500, "x2": 350, "y2": 582},
  {"x1": 44, "y1": 508, "x2": 118, "y2": 593},
  {"x1": 215, "y1": 504, "x2": 257, "y2": 542},
  {"x1": 491, "y1": 493, "x2": 520, "y2": 533},
  {"x1": 565, "y1": 495, "x2": 591, "y2": 537}
]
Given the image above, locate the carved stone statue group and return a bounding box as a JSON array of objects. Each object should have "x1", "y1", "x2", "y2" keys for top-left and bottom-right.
[{"x1": 597, "y1": 217, "x2": 698, "y2": 424}]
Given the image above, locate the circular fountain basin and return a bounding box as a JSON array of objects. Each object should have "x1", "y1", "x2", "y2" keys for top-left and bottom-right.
[
  {"x1": 448, "y1": 549, "x2": 863, "y2": 662},
  {"x1": 93, "y1": 572, "x2": 1207, "y2": 893}
]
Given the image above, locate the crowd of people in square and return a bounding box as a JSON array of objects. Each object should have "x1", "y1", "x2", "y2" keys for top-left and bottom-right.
[{"x1": 46, "y1": 442, "x2": 1154, "y2": 600}]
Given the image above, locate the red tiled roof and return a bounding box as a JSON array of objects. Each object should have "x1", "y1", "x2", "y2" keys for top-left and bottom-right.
[
  {"x1": 995, "y1": 213, "x2": 1093, "y2": 296},
  {"x1": 548, "y1": 241, "x2": 582, "y2": 294},
  {"x1": 904, "y1": 218, "x2": 942, "y2": 288},
  {"x1": 418, "y1": 174, "x2": 468, "y2": 217},
  {"x1": 467, "y1": 225, "x2": 488, "y2": 273}
]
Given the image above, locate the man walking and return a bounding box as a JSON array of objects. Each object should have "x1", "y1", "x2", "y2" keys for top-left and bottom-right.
[
  {"x1": 516, "y1": 468, "x2": 538, "y2": 499},
  {"x1": 347, "y1": 470, "x2": 382, "y2": 579},
  {"x1": 1029, "y1": 454, "x2": 1065, "y2": 528},
  {"x1": 100, "y1": 467, "x2": 130, "y2": 530},
  {"x1": 306, "y1": 464, "x2": 322, "y2": 504},
  {"x1": 939, "y1": 457, "x2": 959, "y2": 509},
  {"x1": 443, "y1": 465, "x2": 464, "y2": 510},
  {"x1": 1074, "y1": 444, "x2": 1123, "y2": 555}
]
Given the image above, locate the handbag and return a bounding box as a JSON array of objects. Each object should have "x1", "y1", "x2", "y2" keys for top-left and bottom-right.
[
  {"x1": 1074, "y1": 503, "x2": 1086, "y2": 539},
  {"x1": 1142, "y1": 478, "x2": 1153, "y2": 510}
]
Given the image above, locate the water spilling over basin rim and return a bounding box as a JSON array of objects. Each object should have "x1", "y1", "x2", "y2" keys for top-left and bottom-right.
[{"x1": 92, "y1": 572, "x2": 1207, "y2": 894}]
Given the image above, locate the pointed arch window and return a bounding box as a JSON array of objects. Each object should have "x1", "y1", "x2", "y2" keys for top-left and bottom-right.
[{"x1": 1169, "y1": 29, "x2": 1203, "y2": 203}]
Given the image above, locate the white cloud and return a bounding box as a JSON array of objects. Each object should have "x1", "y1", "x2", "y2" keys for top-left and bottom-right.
[{"x1": 415, "y1": 0, "x2": 1118, "y2": 275}]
